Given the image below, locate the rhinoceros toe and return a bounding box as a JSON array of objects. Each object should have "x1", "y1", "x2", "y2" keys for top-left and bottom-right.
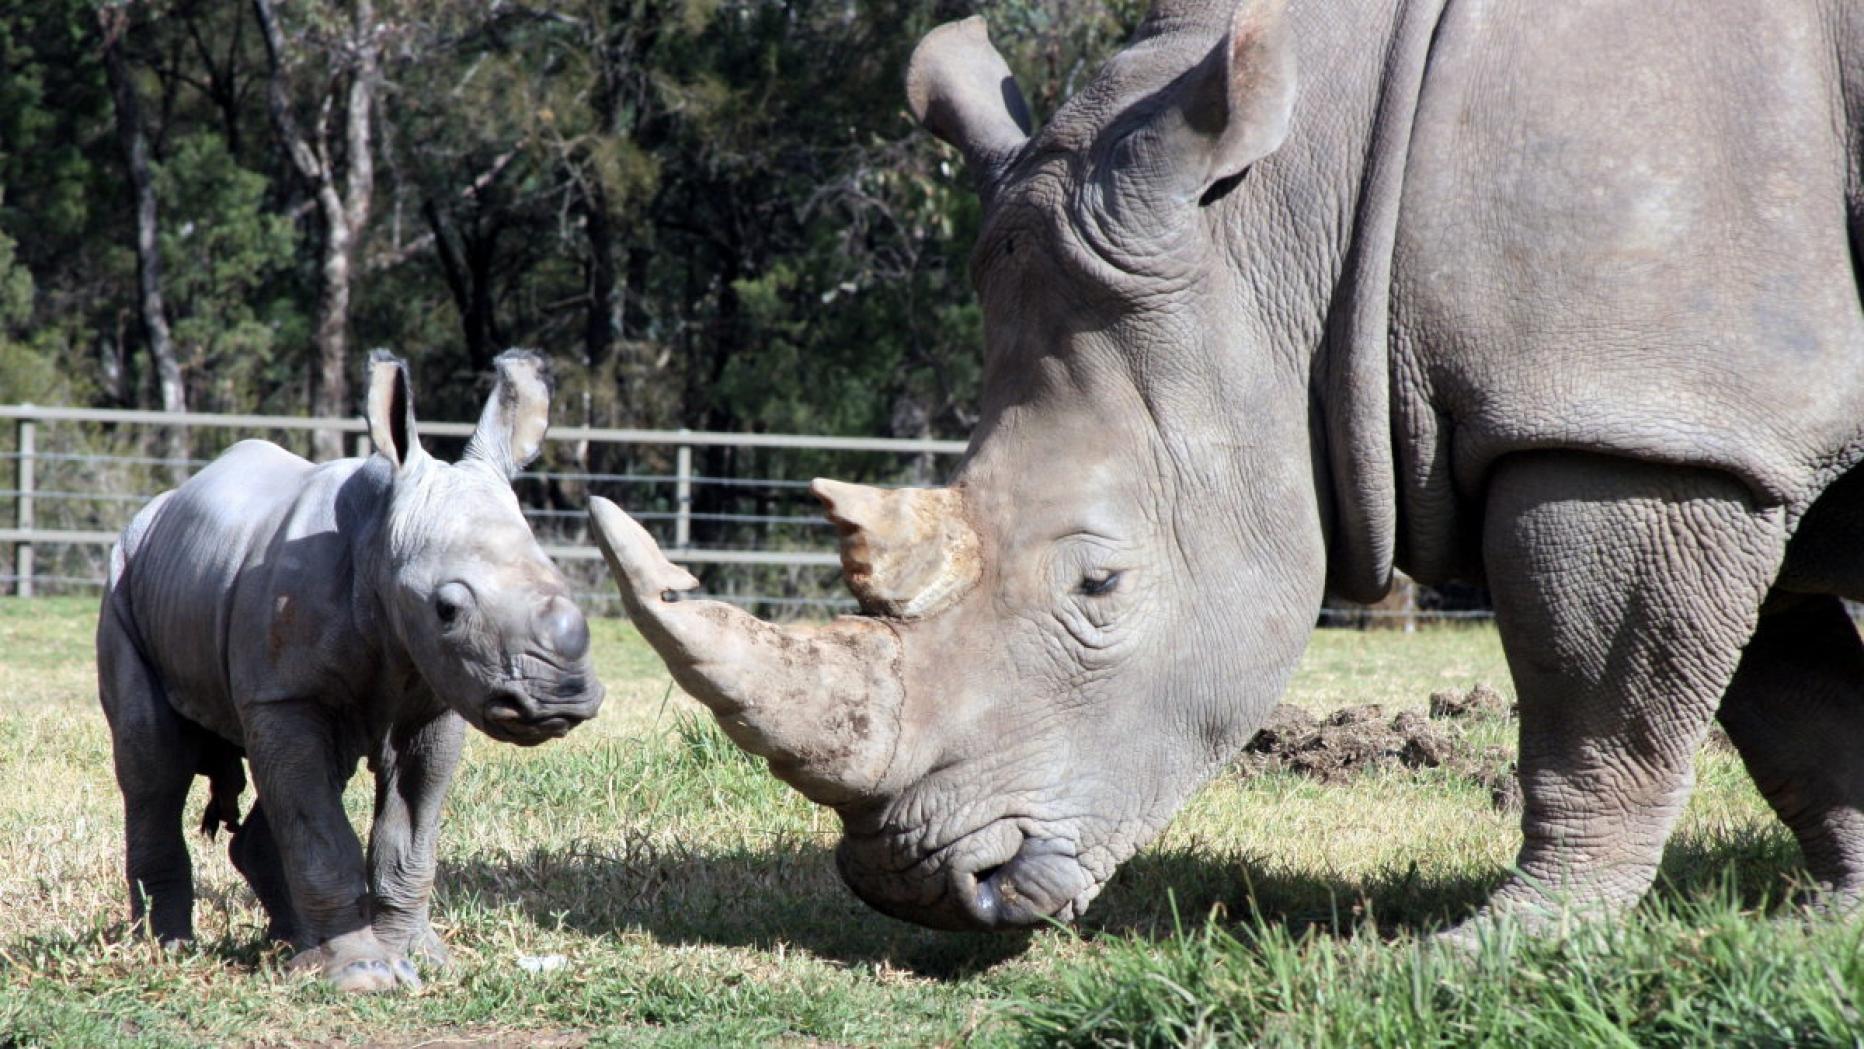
[
  {"x1": 388, "y1": 956, "x2": 423, "y2": 990},
  {"x1": 328, "y1": 958, "x2": 399, "y2": 993},
  {"x1": 403, "y1": 925, "x2": 450, "y2": 969}
]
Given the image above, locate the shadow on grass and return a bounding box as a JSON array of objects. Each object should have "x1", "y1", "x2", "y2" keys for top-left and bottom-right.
[
  {"x1": 434, "y1": 819, "x2": 1806, "y2": 978},
  {"x1": 1086, "y1": 821, "x2": 1804, "y2": 941}
]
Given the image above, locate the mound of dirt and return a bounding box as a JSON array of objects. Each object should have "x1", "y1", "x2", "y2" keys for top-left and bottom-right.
[
  {"x1": 1239, "y1": 702, "x2": 1521, "y2": 810},
  {"x1": 1238, "y1": 704, "x2": 1456, "y2": 783},
  {"x1": 1427, "y1": 682, "x2": 1513, "y2": 720},
  {"x1": 1460, "y1": 744, "x2": 1523, "y2": 811}
]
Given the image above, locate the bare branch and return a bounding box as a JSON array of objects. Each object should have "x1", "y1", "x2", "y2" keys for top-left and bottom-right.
[{"x1": 251, "y1": 0, "x2": 324, "y2": 184}]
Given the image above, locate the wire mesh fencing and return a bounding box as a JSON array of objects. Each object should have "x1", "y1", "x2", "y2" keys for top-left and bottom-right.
[
  {"x1": 0, "y1": 405, "x2": 974, "y2": 619},
  {"x1": 0, "y1": 404, "x2": 1535, "y2": 626}
]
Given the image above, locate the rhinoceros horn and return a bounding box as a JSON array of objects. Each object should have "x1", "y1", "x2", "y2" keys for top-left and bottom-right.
[
  {"x1": 809, "y1": 480, "x2": 981, "y2": 621},
  {"x1": 588, "y1": 497, "x2": 904, "y2": 804}
]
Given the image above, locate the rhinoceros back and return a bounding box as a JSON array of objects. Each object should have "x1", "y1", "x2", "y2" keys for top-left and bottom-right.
[{"x1": 116, "y1": 440, "x2": 373, "y2": 744}]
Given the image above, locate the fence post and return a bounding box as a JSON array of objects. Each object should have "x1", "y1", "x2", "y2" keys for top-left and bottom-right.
[
  {"x1": 15, "y1": 414, "x2": 33, "y2": 598},
  {"x1": 353, "y1": 433, "x2": 370, "y2": 460},
  {"x1": 674, "y1": 432, "x2": 693, "y2": 549}
]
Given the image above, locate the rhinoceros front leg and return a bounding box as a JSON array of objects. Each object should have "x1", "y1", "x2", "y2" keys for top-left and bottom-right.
[
  {"x1": 244, "y1": 702, "x2": 417, "y2": 992},
  {"x1": 1464, "y1": 452, "x2": 1785, "y2": 936},
  {"x1": 367, "y1": 709, "x2": 465, "y2": 969},
  {"x1": 1717, "y1": 594, "x2": 1864, "y2": 911}
]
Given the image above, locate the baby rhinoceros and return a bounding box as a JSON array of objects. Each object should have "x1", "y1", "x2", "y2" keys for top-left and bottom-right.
[{"x1": 98, "y1": 350, "x2": 603, "y2": 992}]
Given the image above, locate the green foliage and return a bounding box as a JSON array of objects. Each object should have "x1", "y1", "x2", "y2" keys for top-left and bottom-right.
[
  {"x1": 156, "y1": 132, "x2": 298, "y2": 407},
  {"x1": 0, "y1": 189, "x2": 81, "y2": 406},
  {"x1": 0, "y1": 0, "x2": 112, "y2": 251},
  {"x1": 0, "y1": 0, "x2": 1153, "y2": 602},
  {"x1": 0, "y1": 0, "x2": 1138, "y2": 439},
  {"x1": 0, "y1": 218, "x2": 31, "y2": 333}
]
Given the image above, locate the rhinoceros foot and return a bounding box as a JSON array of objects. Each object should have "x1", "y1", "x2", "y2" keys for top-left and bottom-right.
[{"x1": 288, "y1": 929, "x2": 422, "y2": 993}]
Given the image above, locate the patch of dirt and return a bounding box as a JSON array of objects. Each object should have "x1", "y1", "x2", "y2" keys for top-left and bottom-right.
[
  {"x1": 1238, "y1": 704, "x2": 1456, "y2": 782},
  {"x1": 1239, "y1": 701, "x2": 1522, "y2": 811},
  {"x1": 1460, "y1": 744, "x2": 1523, "y2": 812},
  {"x1": 1427, "y1": 682, "x2": 1513, "y2": 720}
]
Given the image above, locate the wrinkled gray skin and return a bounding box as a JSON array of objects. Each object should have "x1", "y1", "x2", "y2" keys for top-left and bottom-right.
[
  {"x1": 596, "y1": 0, "x2": 1864, "y2": 935},
  {"x1": 100, "y1": 350, "x2": 603, "y2": 990}
]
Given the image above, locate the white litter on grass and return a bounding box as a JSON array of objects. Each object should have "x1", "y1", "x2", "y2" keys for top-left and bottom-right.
[{"x1": 517, "y1": 954, "x2": 568, "y2": 974}]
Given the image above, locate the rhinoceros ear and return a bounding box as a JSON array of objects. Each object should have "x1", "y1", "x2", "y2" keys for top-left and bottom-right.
[
  {"x1": 907, "y1": 16, "x2": 1032, "y2": 188},
  {"x1": 1109, "y1": 0, "x2": 1296, "y2": 209},
  {"x1": 365, "y1": 350, "x2": 423, "y2": 472},
  {"x1": 464, "y1": 349, "x2": 551, "y2": 480}
]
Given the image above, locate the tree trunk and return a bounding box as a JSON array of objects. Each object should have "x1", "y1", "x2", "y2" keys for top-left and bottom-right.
[
  {"x1": 571, "y1": 181, "x2": 618, "y2": 490},
  {"x1": 99, "y1": 6, "x2": 189, "y2": 478},
  {"x1": 254, "y1": 0, "x2": 376, "y2": 460},
  {"x1": 422, "y1": 201, "x2": 501, "y2": 374}
]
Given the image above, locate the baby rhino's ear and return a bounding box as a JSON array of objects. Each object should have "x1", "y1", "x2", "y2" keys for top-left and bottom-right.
[
  {"x1": 464, "y1": 349, "x2": 552, "y2": 480},
  {"x1": 365, "y1": 350, "x2": 423, "y2": 472}
]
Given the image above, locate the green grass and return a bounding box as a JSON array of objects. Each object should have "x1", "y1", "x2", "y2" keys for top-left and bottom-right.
[{"x1": 0, "y1": 598, "x2": 1854, "y2": 1046}]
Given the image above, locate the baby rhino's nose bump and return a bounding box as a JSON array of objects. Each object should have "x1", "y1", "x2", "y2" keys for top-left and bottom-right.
[{"x1": 538, "y1": 596, "x2": 590, "y2": 661}]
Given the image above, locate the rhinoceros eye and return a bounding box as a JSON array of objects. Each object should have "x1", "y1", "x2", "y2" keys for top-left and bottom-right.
[
  {"x1": 1078, "y1": 571, "x2": 1122, "y2": 597},
  {"x1": 434, "y1": 581, "x2": 474, "y2": 628}
]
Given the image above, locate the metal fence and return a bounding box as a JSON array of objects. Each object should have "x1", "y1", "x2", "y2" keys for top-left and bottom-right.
[
  {"x1": 0, "y1": 403, "x2": 967, "y2": 615},
  {"x1": 0, "y1": 403, "x2": 1516, "y2": 625}
]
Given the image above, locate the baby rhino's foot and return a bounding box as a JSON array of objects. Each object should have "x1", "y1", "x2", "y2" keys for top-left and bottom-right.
[
  {"x1": 404, "y1": 924, "x2": 450, "y2": 969},
  {"x1": 373, "y1": 920, "x2": 451, "y2": 968},
  {"x1": 289, "y1": 930, "x2": 422, "y2": 993}
]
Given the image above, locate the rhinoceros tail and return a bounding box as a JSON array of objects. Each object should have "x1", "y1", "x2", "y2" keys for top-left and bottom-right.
[{"x1": 196, "y1": 738, "x2": 246, "y2": 840}]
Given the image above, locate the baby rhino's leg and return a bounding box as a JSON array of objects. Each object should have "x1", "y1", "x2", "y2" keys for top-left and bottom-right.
[
  {"x1": 244, "y1": 702, "x2": 415, "y2": 992},
  {"x1": 368, "y1": 711, "x2": 466, "y2": 973},
  {"x1": 100, "y1": 592, "x2": 199, "y2": 945}
]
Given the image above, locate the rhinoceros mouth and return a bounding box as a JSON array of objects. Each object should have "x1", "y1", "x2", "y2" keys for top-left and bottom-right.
[
  {"x1": 836, "y1": 818, "x2": 1103, "y2": 931},
  {"x1": 480, "y1": 686, "x2": 601, "y2": 746}
]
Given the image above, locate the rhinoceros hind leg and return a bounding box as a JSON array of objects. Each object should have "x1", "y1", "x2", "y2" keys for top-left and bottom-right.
[
  {"x1": 100, "y1": 595, "x2": 200, "y2": 945},
  {"x1": 228, "y1": 801, "x2": 301, "y2": 944},
  {"x1": 1462, "y1": 452, "x2": 1785, "y2": 935},
  {"x1": 1717, "y1": 594, "x2": 1864, "y2": 911}
]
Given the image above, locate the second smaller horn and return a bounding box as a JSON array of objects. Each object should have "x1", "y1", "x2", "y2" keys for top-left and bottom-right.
[{"x1": 810, "y1": 480, "x2": 981, "y2": 620}]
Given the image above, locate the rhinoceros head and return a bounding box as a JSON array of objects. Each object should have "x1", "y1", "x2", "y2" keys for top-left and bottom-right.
[
  {"x1": 366, "y1": 350, "x2": 603, "y2": 746},
  {"x1": 595, "y1": 0, "x2": 1325, "y2": 930}
]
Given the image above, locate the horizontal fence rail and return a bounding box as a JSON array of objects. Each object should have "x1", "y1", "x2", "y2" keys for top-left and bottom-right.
[
  {"x1": 0, "y1": 405, "x2": 969, "y2": 453},
  {"x1": 0, "y1": 403, "x2": 1512, "y2": 624},
  {"x1": 0, "y1": 404, "x2": 966, "y2": 614}
]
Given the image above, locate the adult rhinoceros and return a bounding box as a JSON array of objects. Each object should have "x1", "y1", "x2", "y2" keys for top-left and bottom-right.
[{"x1": 593, "y1": 0, "x2": 1864, "y2": 934}]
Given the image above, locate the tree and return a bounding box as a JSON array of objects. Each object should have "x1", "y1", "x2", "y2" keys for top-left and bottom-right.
[
  {"x1": 98, "y1": 4, "x2": 184, "y2": 421},
  {"x1": 156, "y1": 131, "x2": 296, "y2": 411},
  {"x1": 252, "y1": 0, "x2": 378, "y2": 459}
]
